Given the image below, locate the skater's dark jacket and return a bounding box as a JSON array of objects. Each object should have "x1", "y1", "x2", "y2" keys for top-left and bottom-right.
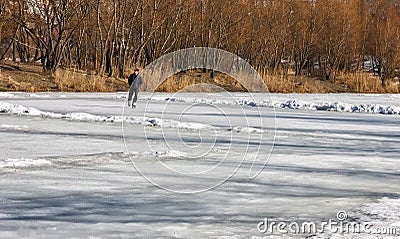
[{"x1": 128, "y1": 74, "x2": 143, "y2": 89}]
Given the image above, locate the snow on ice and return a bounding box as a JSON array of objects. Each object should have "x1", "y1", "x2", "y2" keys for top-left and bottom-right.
[{"x1": 0, "y1": 158, "x2": 51, "y2": 169}]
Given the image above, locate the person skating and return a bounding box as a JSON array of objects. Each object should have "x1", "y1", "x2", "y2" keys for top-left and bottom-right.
[{"x1": 127, "y1": 68, "x2": 143, "y2": 108}]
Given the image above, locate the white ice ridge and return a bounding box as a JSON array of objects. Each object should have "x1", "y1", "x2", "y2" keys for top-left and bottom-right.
[
  {"x1": 277, "y1": 99, "x2": 400, "y2": 115},
  {"x1": 0, "y1": 158, "x2": 51, "y2": 169},
  {"x1": 161, "y1": 97, "x2": 400, "y2": 115},
  {"x1": 358, "y1": 197, "x2": 400, "y2": 225},
  {"x1": 250, "y1": 198, "x2": 400, "y2": 239},
  {"x1": 0, "y1": 124, "x2": 28, "y2": 130},
  {"x1": 0, "y1": 102, "x2": 262, "y2": 133},
  {"x1": 0, "y1": 92, "x2": 14, "y2": 98},
  {"x1": 311, "y1": 197, "x2": 400, "y2": 239}
]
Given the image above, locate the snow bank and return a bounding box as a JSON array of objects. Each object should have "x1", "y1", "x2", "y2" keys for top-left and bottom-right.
[
  {"x1": 0, "y1": 101, "x2": 207, "y2": 128},
  {"x1": 278, "y1": 99, "x2": 400, "y2": 115},
  {"x1": 359, "y1": 197, "x2": 400, "y2": 225},
  {"x1": 251, "y1": 198, "x2": 400, "y2": 239},
  {"x1": 164, "y1": 97, "x2": 229, "y2": 106},
  {"x1": 27, "y1": 93, "x2": 50, "y2": 98},
  {"x1": 160, "y1": 96, "x2": 400, "y2": 115},
  {"x1": 140, "y1": 117, "x2": 213, "y2": 130},
  {"x1": 0, "y1": 102, "x2": 259, "y2": 133},
  {"x1": 0, "y1": 158, "x2": 51, "y2": 169},
  {"x1": 0, "y1": 124, "x2": 28, "y2": 130},
  {"x1": 130, "y1": 149, "x2": 224, "y2": 159},
  {"x1": 154, "y1": 150, "x2": 181, "y2": 158},
  {"x1": 230, "y1": 126, "x2": 264, "y2": 133},
  {"x1": 0, "y1": 92, "x2": 14, "y2": 98},
  {"x1": 307, "y1": 197, "x2": 400, "y2": 239}
]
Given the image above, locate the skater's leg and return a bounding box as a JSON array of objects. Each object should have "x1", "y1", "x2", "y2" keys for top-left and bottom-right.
[
  {"x1": 127, "y1": 85, "x2": 135, "y2": 106},
  {"x1": 132, "y1": 88, "x2": 139, "y2": 104}
]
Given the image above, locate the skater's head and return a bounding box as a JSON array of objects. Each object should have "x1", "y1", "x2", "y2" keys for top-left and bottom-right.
[{"x1": 133, "y1": 68, "x2": 139, "y2": 75}]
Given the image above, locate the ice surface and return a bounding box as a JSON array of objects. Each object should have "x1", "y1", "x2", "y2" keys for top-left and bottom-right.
[{"x1": 0, "y1": 92, "x2": 399, "y2": 238}]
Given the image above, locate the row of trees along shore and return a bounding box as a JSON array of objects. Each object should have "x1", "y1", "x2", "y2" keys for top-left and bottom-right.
[{"x1": 0, "y1": 0, "x2": 399, "y2": 85}]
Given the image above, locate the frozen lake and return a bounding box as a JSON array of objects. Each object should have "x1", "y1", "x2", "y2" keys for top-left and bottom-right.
[{"x1": 0, "y1": 92, "x2": 399, "y2": 238}]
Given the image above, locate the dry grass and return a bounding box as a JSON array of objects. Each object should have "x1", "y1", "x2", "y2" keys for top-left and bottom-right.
[
  {"x1": 1, "y1": 61, "x2": 399, "y2": 93},
  {"x1": 0, "y1": 61, "x2": 128, "y2": 92},
  {"x1": 53, "y1": 68, "x2": 127, "y2": 92},
  {"x1": 150, "y1": 69, "x2": 400, "y2": 93},
  {"x1": 385, "y1": 80, "x2": 400, "y2": 93},
  {"x1": 265, "y1": 73, "x2": 399, "y2": 93},
  {"x1": 0, "y1": 62, "x2": 54, "y2": 91},
  {"x1": 339, "y1": 73, "x2": 400, "y2": 93},
  {"x1": 262, "y1": 74, "x2": 328, "y2": 93},
  {"x1": 155, "y1": 70, "x2": 245, "y2": 92},
  {"x1": 0, "y1": 71, "x2": 38, "y2": 92},
  {"x1": 156, "y1": 70, "x2": 345, "y2": 93}
]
